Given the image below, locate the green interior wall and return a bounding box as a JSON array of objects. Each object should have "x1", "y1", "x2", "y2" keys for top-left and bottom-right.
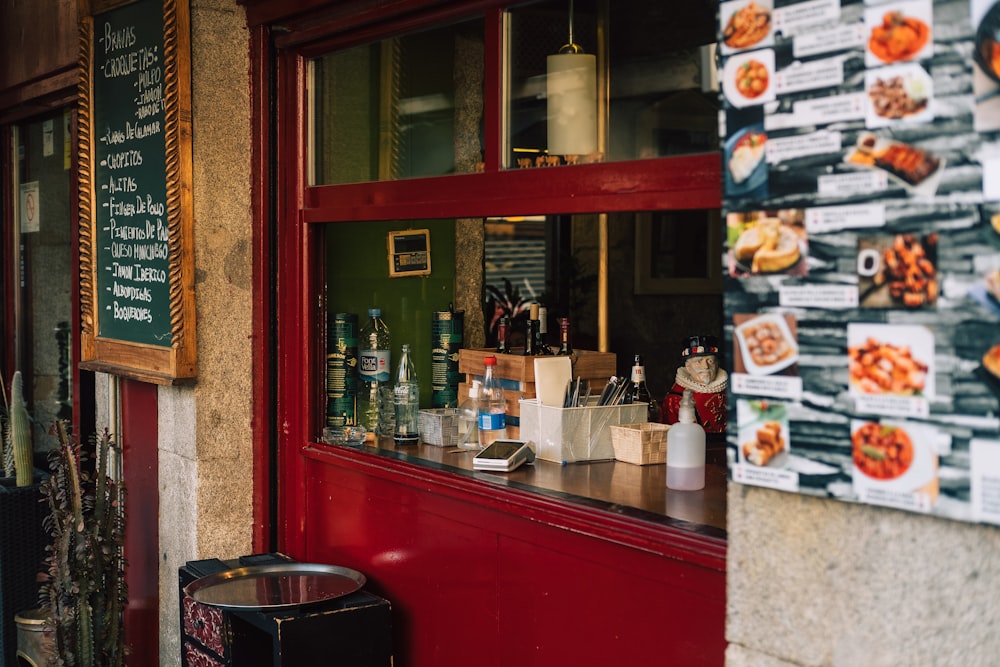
[{"x1": 326, "y1": 219, "x2": 458, "y2": 408}]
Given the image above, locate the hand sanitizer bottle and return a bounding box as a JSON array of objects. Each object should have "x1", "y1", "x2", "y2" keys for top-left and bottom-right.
[{"x1": 666, "y1": 388, "x2": 705, "y2": 490}]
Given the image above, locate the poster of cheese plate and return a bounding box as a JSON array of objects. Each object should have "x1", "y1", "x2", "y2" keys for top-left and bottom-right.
[
  {"x1": 727, "y1": 210, "x2": 808, "y2": 277},
  {"x1": 732, "y1": 399, "x2": 799, "y2": 491},
  {"x1": 851, "y1": 418, "x2": 938, "y2": 512},
  {"x1": 848, "y1": 322, "x2": 934, "y2": 418}
]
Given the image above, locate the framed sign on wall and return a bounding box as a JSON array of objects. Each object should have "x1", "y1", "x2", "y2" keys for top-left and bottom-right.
[{"x1": 78, "y1": 0, "x2": 196, "y2": 384}]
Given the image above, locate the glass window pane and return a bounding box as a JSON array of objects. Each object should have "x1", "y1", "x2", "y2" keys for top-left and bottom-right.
[
  {"x1": 10, "y1": 110, "x2": 75, "y2": 447},
  {"x1": 507, "y1": 0, "x2": 719, "y2": 168},
  {"x1": 310, "y1": 18, "x2": 485, "y2": 185}
]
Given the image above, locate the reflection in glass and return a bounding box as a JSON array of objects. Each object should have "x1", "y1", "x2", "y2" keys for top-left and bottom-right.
[
  {"x1": 310, "y1": 18, "x2": 485, "y2": 185},
  {"x1": 507, "y1": 0, "x2": 719, "y2": 168}
]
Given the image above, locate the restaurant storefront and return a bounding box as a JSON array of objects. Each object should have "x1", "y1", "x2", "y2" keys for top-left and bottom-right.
[{"x1": 3, "y1": 0, "x2": 1000, "y2": 665}]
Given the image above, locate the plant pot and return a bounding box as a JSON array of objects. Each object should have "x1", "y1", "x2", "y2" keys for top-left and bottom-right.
[{"x1": 0, "y1": 473, "x2": 50, "y2": 666}]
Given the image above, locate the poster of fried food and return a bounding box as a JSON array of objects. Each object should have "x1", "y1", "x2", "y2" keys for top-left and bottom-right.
[
  {"x1": 847, "y1": 323, "x2": 934, "y2": 399},
  {"x1": 857, "y1": 232, "x2": 939, "y2": 309},
  {"x1": 737, "y1": 399, "x2": 790, "y2": 468}
]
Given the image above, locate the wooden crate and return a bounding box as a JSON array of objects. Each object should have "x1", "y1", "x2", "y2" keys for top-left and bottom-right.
[{"x1": 458, "y1": 348, "x2": 617, "y2": 443}]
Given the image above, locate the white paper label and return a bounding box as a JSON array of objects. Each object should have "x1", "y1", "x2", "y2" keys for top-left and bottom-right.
[
  {"x1": 732, "y1": 373, "x2": 804, "y2": 400},
  {"x1": 767, "y1": 131, "x2": 842, "y2": 164},
  {"x1": 857, "y1": 487, "x2": 933, "y2": 512},
  {"x1": 773, "y1": 0, "x2": 841, "y2": 35},
  {"x1": 794, "y1": 23, "x2": 866, "y2": 58},
  {"x1": 733, "y1": 463, "x2": 800, "y2": 491},
  {"x1": 818, "y1": 170, "x2": 889, "y2": 197},
  {"x1": 971, "y1": 439, "x2": 1000, "y2": 525},
  {"x1": 854, "y1": 394, "x2": 930, "y2": 419},
  {"x1": 780, "y1": 285, "x2": 859, "y2": 308},
  {"x1": 774, "y1": 58, "x2": 845, "y2": 95},
  {"x1": 805, "y1": 204, "x2": 886, "y2": 233}
]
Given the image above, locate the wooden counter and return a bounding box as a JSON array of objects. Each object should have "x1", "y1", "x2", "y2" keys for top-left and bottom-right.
[{"x1": 360, "y1": 437, "x2": 728, "y2": 534}]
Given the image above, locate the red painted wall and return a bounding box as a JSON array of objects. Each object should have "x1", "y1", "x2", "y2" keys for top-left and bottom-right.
[
  {"x1": 121, "y1": 379, "x2": 159, "y2": 665},
  {"x1": 293, "y1": 446, "x2": 727, "y2": 666}
]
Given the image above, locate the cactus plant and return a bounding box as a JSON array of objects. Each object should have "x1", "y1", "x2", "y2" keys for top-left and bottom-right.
[
  {"x1": 9, "y1": 372, "x2": 34, "y2": 485},
  {"x1": 6, "y1": 371, "x2": 34, "y2": 486},
  {"x1": 39, "y1": 422, "x2": 127, "y2": 667}
]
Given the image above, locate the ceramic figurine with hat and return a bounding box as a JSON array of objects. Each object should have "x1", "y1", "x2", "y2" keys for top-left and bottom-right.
[{"x1": 661, "y1": 335, "x2": 728, "y2": 433}]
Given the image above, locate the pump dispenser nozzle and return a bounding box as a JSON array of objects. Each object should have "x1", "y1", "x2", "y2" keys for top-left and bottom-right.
[{"x1": 678, "y1": 388, "x2": 696, "y2": 424}]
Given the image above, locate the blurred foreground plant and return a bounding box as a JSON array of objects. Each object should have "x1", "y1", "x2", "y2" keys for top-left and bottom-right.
[{"x1": 39, "y1": 422, "x2": 127, "y2": 667}]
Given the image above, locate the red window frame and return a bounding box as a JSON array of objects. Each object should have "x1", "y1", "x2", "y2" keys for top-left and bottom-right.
[{"x1": 252, "y1": 1, "x2": 722, "y2": 551}]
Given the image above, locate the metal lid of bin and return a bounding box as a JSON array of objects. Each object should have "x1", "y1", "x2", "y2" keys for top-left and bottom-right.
[{"x1": 183, "y1": 562, "x2": 366, "y2": 609}]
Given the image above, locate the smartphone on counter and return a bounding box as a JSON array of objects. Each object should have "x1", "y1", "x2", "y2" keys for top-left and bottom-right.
[{"x1": 472, "y1": 439, "x2": 535, "y2": 472}]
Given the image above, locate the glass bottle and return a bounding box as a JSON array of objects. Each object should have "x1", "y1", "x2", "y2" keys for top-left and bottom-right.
[
  {"x1": 556, "y1": 317, "x2": 573, "y2": 355},
  {"x1": 628, "y1": 353, "x2": 659, "y2": 422},
  {"x1": 496, "y1": 316, "x2": 510, "y2": 354},
  {"x1": 536, "y1": 305, "x2": 553, "y2": 355},
  {"x1": 392, "y1": 343, "x2": 420, "y2": 445},
  {"x1": 523, "y1": 303, "x2": 539, "y2": 356},
  {"x1": 357, "y1": 307, "x2": 391, "y2": 436},
  {"x1": 478, "y1": 355, "x2": 507, "y2": 447}
]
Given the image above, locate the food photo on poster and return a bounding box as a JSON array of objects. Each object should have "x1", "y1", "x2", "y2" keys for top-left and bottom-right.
[
  {"x1": 727, "y1": 209, "x2": 808, "y2": 277},
  {"x1": 733, "y1": 312, "x2": 799, "y2": 377},
  {"x1": 721, "y1": 0, "x2": 774, "y2": 54},
  {"x1": 857, "y1": 232, "x2": 939, "y2": 309},
  {"x1": 864, "y1": 62, "x2": 934, "y2": 127},
  {"x1": 851, "y1": 419, "x2": 940, "y2": 512},
  {"x1": 864, "y1": 0, "x2": 934, "y2": 68}
]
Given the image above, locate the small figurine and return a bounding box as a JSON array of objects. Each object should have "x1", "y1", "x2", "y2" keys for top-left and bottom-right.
[{"x1": 661, "y1": 335, "x2": 728, "y2": 433}]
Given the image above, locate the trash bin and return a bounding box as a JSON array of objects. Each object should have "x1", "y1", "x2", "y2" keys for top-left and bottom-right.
[{"x1": 14, "y1": 608, "x2": 52, "y2": 667}]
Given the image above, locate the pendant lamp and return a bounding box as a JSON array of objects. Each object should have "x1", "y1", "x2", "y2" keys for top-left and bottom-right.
[{"x1": 546, "y1": 0, "x2": 597, "y2": 158}]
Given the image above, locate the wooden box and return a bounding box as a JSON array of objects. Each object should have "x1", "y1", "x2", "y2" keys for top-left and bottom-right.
[{"x1": 458, "y1": 349, "x2": 617, "y2": 441}]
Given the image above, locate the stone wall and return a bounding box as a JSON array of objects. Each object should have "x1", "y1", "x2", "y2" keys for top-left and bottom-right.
[
  {"x1": 726, "y1": 484, "x2": 1000, "y2": 667},
  {"x1": 157, "y1": 1, "x2": 253, "y2": 663}
]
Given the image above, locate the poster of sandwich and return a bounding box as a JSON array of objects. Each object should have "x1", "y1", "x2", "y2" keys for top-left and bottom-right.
[{"x1": 721, "y1": 0, "x2": 1000, "y2": 525}]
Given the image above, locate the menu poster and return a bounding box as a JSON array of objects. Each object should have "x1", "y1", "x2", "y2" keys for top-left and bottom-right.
[
  {"x1": 721, "y1": 0, "x2": 1000, "y2": 525},
  {"x1": 79, "y1": 0, "x2": 197, "y2": 384}
]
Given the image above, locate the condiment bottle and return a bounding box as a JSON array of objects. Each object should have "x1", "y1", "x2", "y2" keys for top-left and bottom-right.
[{"x1": 666, "y1": 388, "x2": 705, "y2": 490}]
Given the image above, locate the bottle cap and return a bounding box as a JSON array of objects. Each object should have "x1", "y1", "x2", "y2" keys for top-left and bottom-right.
[
  {"x1": 484, "y1": 355, "x2": 497, "y2": 366},
  {"x1": 678, "y1": 388, "x2": 696, "y2": 424}
]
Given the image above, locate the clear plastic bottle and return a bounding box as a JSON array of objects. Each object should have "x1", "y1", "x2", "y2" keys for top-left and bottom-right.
[
  {"x1": 478, "y1": 355, "x2": 507, "y2": 447},
  {"x1": 392, "y1": 343, "x2": 420, "y2": 445},
  {"x1": 458, "y1": 380, "x2": 481, "y2": 450},
  {"x1": 666, "y1": 388, "x2": 706, "y2": 490},
  {"x1": 358, "y1": 308, "x2": 391, "y2": 436}
]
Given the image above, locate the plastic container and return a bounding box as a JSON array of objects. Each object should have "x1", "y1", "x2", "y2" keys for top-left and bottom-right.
[
  {"x1": 458, "y1": 380, "x2": 481, "y2": 450},
  {"x1": 478, "y1": 355, "x2": 507, "y2": 447},
  {"x1": 392, "y1": 344, "x2": 420, "y2": 445},
  {"x1": 357, "y1": 308, "x2": 391, "y2": 435},
  {"x1": 666, "y1": 388, "x2": 705, "y2": 490}
]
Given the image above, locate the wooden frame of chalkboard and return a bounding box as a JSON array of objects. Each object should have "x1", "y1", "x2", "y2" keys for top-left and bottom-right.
[{"x1": 78, "y1": 0, "x2": 197, "y2": 384}]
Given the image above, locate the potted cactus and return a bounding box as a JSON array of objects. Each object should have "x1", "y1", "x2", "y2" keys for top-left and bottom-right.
[
  {"x1": 38, "y1": 422, "x2": 127, "y2": 667},
  {"x1": 0, "y1": 371, "x2": 50, "y2": 665}
]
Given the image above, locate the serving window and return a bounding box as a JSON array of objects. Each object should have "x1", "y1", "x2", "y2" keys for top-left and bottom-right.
[{"x1": 282, "y1": 0, "x2": 724, "y2": 531}]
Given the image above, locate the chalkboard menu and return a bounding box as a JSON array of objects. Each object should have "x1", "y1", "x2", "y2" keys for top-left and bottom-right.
[
  {"x1": 720, "y1": 0, "x2": 1000, "y2": 526},
  {"x1": 79, "y1": 0, "x2": 197, "y2": 383}
]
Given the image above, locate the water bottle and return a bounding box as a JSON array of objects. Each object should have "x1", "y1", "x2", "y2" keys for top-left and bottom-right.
[
  {"x1": 358, "y1": 308, "x2": 391, "y2": 436},
  {"x1": 393, "y1": 343, "x2": 420, "y2": 445},
  {"x1": 478, "y1": 355, "x2": 507, "y2": 447},
  {"x1": 458, "y1": 380, "x2": 481, "y2": 450}
]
